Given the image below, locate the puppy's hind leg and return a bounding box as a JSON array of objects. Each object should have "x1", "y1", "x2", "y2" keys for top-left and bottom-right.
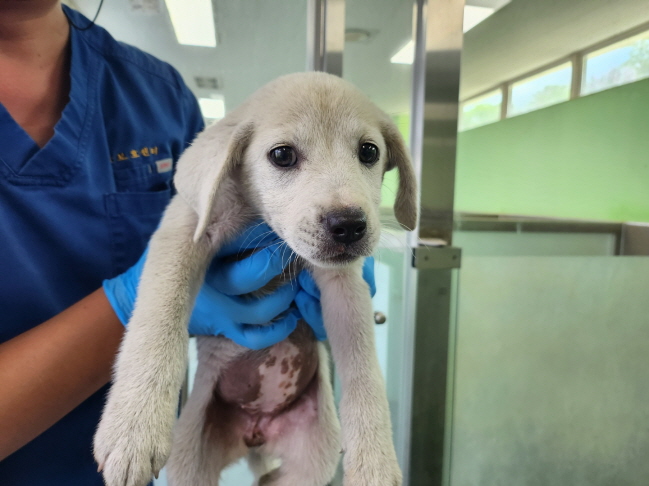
[
  {"x1": 257, "y1": 343, "x2": 341, "y2": 486},
  {"x1": 167, "y1": 338, "x2": 248, "y2": 486},
  {"x1": 247, "y1": 449, "x2": 280, "y2": 485}
]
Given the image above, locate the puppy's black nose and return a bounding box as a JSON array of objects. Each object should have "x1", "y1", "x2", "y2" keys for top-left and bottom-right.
[{"x1": 326, "y1": 209, "x2": 367, "y2": 244}]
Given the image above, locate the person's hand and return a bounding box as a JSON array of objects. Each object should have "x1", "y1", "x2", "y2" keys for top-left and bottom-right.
[
  {"x1": 190, "y1": 223, "x2": 303, "y2": 349},
  {"x1": 200, "y1": 251, "x2": 376, "y2": 344},
  {"x1": 201, "y1": 232, "x2": 376, "y2": 343},
  {"x1": 103, "y1": 222, "x2": 376, "y2": 350},
  {"x1": 103, "y1": 223, "x2": 299, "y2": 349}
]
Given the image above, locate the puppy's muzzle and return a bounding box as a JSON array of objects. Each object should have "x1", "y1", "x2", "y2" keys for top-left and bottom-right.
[{"x1": 325, "y1": 208, "x2": 367, "y2": 245}]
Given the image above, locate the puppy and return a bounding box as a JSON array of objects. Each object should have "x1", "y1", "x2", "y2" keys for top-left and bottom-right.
[{"x1": 94, "y1": 71, "x2": 418, "y2": 486}]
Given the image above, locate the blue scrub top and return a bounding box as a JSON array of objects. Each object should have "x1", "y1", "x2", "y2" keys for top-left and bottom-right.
[{"x1": 0, "y1": 7, "x2": 204, "y2": 484}]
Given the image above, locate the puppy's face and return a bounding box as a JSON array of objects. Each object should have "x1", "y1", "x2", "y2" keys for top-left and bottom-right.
[
  {"x1": 241, "y1": 88, "x2": 388, "y2": 268},
  {"x1": 175, "y1": 73, "x2": 416, "y2": 262}
]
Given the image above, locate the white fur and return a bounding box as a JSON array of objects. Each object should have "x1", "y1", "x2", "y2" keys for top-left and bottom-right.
[{"x1": 94, "y1": 72, "x2": 417, "y2": 486}]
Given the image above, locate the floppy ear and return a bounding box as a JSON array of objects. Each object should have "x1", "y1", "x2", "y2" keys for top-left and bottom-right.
[
  {"x1": 382, "y1": 121, "x2": 419, "y2": 231},
  {"x1": 174, "y1": 118, "x2": 254, "y2": 242}
]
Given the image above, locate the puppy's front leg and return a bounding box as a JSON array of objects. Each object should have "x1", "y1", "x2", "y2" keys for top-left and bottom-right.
[
  {"x1": 312, "y1": 263, "x2": 402, "y2": 486},
  {"x1": 94, "y1": 196, "x2": 217, "y2": 486}
]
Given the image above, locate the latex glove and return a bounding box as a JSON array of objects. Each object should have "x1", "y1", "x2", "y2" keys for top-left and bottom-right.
[
  {"x1": 295, "y1": 257, "x2": 376, "y2": 340},
  {"x1": 103, "y1": 223, "x2": 300, "y2": 350},
  {"x1": 193, "y1": 238, "x2": 376, "y2": 344},
  {"x1": 103, "y1": 222, "x2": 376, "y2": 349}
]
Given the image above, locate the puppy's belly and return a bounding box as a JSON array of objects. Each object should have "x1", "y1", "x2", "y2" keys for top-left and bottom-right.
[{"x1": 215, "y1": 320, "x2": 318, "y2": 416}]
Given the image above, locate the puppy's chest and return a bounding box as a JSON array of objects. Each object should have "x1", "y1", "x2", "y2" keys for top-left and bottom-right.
[{"x1": 215, "y1": 320, "x2": 318, "y2": 415}]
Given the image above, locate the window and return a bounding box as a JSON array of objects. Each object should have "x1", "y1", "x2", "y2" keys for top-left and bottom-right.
[
  {"x1": 582, "y1": 30, "x2": 649, "y2": 96},
  {"x1": 459, "y1": 89, "x2": 503, "y2": 131},
  {"x1": 459, "y1": 27, "x2": 649, "y2": 123},
  {"x1": 508, "y1": 62, "x2": 572, "y2": 117}
]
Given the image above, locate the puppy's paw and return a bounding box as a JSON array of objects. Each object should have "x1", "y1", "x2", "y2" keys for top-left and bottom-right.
[
  {"x1": 342, "y1": 446, "x2": 402, "y2": 486},
  {"x1": 94, "y1": 406, "x2": 171, "y2": 486}
]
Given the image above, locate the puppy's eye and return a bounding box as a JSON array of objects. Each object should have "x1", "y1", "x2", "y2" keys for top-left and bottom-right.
[
  {"x1": 359, "y1": 143, "x2": 379, "y2": 165},
  {"x1": 268, "y1": 146, "x2": 298, "y2": 168}
]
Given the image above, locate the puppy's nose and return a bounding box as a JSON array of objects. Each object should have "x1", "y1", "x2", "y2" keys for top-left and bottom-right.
[{"x1": 326, "y1": 209, "x2": 367, "y2": 245}]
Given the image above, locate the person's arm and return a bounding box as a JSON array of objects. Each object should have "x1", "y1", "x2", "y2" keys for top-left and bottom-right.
[{"x1": 0, "y1": 288, "x2": 123, "y2": 460}]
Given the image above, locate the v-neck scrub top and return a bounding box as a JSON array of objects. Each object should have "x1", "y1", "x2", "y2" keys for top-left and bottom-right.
[{"x1": 0, "y1": 6, "x2": 204, "y2": 484}]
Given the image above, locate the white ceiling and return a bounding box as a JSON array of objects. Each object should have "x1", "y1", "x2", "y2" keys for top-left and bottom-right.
[
  {"x1": 69, "y1": 0, "x2": 649, "y2": 113},
  {"x1": 462, "y1": 0, "x2": 649, "y2": 99},
  {"x1": 71, "y1": 0, "x2": 308, "y2": 111}
]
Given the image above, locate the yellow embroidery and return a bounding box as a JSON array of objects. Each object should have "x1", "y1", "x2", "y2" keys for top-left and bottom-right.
[{"x1": 113, "y1": 146, "x2": 159, "y2": 161}]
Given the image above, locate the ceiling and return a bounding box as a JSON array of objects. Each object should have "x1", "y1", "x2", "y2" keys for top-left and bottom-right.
[
  {"x1": 69, "y1": 0, "x2": 649, "y2": 114},
  {"x1": 462, "y1": 0, "x2": 649, "y2": 99},
  {"x1": 70, "y1": 0, "x2": 308, "y2": 111}
]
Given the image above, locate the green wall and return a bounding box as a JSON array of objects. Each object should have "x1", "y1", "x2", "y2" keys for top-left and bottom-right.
[{"x1": 455, "y1": 79, "x2": 649, "y2": 223}]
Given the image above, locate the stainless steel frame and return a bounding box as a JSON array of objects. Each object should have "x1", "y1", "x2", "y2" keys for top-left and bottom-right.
[
  {"x1": 406, "y1": 1, "x2": 465, "y2": 485},
  {"x1": 415, "y1": 0, "x2": 465, "y2": 245},
  {"x1": 306, "y1": 0, "x2": 345, "y2": 76},
  {"x1": 413, "y1": 246, "x2": 462, "y2": 270},
  {"x1": 456, "y1": 213, "x2": 649, "y2": 256},
  {"x1": 622, "y1": 223, "x2": 649, "y2": 255}
]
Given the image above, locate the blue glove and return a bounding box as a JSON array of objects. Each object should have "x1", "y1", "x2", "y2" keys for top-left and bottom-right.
[
  {"x1": 104, "y1": 223, "x2": 299, "y2": 350},
  {"x1": 205, "y1": 233, "x2": 376, "y2": 342},
  {"x1": 103, "y1": 222, "x2": 375, "y2": 349}
]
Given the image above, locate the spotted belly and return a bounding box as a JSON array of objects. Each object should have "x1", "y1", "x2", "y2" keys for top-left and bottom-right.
[{"x1": 215, "y1": 321, "x2": 318, "y2": 416}]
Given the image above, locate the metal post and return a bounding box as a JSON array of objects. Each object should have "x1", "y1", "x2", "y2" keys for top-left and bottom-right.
[
  {"x1": 407, "y1": 0, "x2": 465, "y2": 485},
  {"x1": 306, "y1": 0, "x2": 345, "y2": 76}
]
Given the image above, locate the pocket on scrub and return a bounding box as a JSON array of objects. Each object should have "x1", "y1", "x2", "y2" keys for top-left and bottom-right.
[
  {"x1": 105, "y1": 189, "x2": 171, "y2": 277},
  {"x1": 112, "y1": 157, "x2": 173, "y2": 193}
]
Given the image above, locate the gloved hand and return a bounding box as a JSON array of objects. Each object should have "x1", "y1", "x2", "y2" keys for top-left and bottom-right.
[
  {"x1": 201, "y1": 235, "x2": 375, "y2": 343},
  {"x1": 103, "y1": 222, "x2": 375, "y2": 350}
]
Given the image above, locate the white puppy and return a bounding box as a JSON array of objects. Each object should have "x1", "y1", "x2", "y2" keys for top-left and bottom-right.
[{"x1": 94, "y1": 72, "x2": 418, "y2": 486}]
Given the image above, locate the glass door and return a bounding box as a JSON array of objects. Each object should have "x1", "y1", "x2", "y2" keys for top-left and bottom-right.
[{"x1": 446, "y1": 0, "x2": 649, "y2": 484}]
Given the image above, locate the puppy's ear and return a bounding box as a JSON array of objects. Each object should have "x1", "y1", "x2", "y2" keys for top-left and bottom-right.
[
  {"x1": 174, "y1": 118, "x2": 254, "y2": 242},
  {"x1": 382, "y1": 121, "x2": 419, "y2": 231}
]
